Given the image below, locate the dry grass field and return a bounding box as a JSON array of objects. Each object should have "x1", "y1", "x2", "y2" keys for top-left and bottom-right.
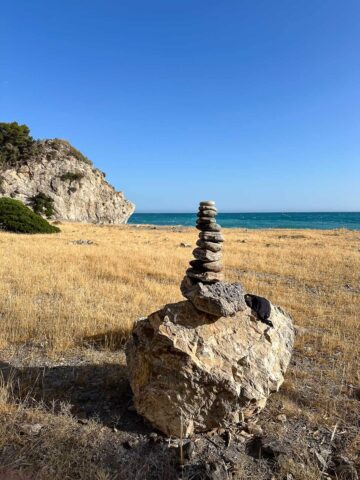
[{"x1": 0, "y1": 223, "x2": 359, "y2": 479}]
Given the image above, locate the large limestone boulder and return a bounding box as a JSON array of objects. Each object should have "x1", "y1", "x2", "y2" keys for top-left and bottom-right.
[
  {"x1": 0, "y1": 139, "x2": 135, "y2": 224},
  {"x1": 126, "y1": 300, "x2": 294, "y2": 437}
]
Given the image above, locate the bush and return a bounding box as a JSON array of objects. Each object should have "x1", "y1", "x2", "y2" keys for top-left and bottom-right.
[
  {"x1": 50, "y1": 139, "x2": 91, "y2": 165},
  {"x1": 0, "y1": 124, "x2": 93, "y2": 168},
  {"x1": 0, "y1": 197, "x2": 60, "y2": 234},
  {"x1": 0, "y1": 122, "x2": 35, "y2": 167},
  {"x1": 29, "y1": 193, "x2": 55, "y2": 218},
  {"x1": 60, "y1": 171, "x2": 84, "y2": 182},
  {"x1": 68, "y1": 144, "x2": 91, "y2": 164}
]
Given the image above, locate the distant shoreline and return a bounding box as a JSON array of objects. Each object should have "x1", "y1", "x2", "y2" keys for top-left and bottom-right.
[{"x1": 128, "y1": 212, "x2": 360, "y2": 230}]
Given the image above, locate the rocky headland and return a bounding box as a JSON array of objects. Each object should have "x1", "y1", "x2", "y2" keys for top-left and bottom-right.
[{"x1": 0, "y1": 133, "x2": 135, "y2": 224}]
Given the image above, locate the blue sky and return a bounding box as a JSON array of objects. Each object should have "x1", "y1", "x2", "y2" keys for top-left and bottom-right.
[{"x1": 1, "y1": 1, "x2": 359, "y2": 212}]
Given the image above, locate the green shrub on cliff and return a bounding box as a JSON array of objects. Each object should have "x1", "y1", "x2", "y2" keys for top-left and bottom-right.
[
  {"x1": 29, "y1": 192, "x2": 55, "y2": 218},
  {"x1": 0, "y1": 197, "x2": 60, "y2": 234},
  {"x1": 60, "y1": 171, "x2": 84, "y2": 182},
  {"x1": 0, "y1": 122, "x2": 35, "y2": 167},
  {"x1": 50, "y1": 139, "x2": 92, "y2": 165},
  {"x1": 0, "y1": 122, "x2": 93, "y2": 168},
  {"x1": 68, "y1": 144, "x2": 91, "y2": 164}
]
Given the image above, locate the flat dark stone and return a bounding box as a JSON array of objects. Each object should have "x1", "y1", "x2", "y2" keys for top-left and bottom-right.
[
  {"x1": 196, "y1": 240, "x2": 223, "y2": 252},
  {"x1": 196, "y1": 223, "x2": 221, "y2": 232},
  {"x1": 189, "y1": 259, "x2": 207, "y2": 271},
  {"x1": 201, "y1": 260, "x2": 223, "y2": 272},
  {"x1": 197, "y1": 210, "x2": 217, "y2": 218},
  {"x1": 196, "y1": 217, "x2": 216, "y2": 224},
  {"x1": 199, "y1": 206, "x2": 217, "y2": 213},
  {"x1": 199, "y1": 201, "x2": 215, "y2": 207},
  {"x1": 192, "y1": 247, "x2": 221, "y2": 262},
  {"x1": 199, "y1": 232, "x2": 224, "y2": 242},
  {"x1": 206, "y1": 223, "x2": 221, "y2": 231},
  {"x1": 186, "y1": 269, "x2": 223, "y2": 283}
]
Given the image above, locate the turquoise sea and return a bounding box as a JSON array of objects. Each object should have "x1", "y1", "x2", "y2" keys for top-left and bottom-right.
[{"x1": 129, "y1": 212, "x2": 360, "y2": 230}]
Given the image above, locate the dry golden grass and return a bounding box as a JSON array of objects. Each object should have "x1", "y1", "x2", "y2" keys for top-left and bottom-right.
[
  {"x1": 0, "y1": 223, "x2": 359, "y2": 353},
  {"x1": 0, "y1": 223, "x2": 359, "y2": 479}
]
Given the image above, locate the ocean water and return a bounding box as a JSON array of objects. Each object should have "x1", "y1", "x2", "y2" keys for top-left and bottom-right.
[{"x1": 128, "y1": 212, "x2": 360, "y2": 230}]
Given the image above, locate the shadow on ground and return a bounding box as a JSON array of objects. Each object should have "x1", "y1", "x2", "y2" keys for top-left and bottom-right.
[
  {"x1": 0, "y1": 357, "x2": 216, "y2": 479},
  {"x1": 1, "y1": 352, "x2": 358, "y2": 480},
  {"x1": 0, "y1": 359, "x2": 151, "y2": 435}
]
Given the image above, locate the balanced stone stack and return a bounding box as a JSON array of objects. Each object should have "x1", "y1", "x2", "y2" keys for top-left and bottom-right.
[
  {"x1": 186, "y1": 200, "x2": 224, "y2": 283},
  {"x1": 181, "y1": 200, "x2": 247, "y2": 317},
  {"x1": 126, "y1": 200, "x2": 295, "y2": 438}
]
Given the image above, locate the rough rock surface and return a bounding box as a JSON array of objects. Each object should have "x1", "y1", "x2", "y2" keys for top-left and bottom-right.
[
  {"x1": 180, "y1": 276, "x2": 247, "y2": 316},
  {"x1": 0, "y1": 139, "x2": 135, "y2": 224},
  {"x1": 126, "y1": 300, "x2": 295, "y2": 437}
]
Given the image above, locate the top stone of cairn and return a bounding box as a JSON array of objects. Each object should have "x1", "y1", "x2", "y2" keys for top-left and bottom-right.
[{"x1": 185, "y1": 201, "x2": 224, "y2": 283}]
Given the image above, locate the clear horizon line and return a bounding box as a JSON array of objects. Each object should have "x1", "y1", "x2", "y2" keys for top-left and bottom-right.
[{"x1": 133, "y1": 210, "x2": 360, "y2": 214}]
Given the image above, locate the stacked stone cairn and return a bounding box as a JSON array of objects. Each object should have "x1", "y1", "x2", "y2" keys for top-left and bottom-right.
[
  {"x1": 186, "y1": 200, "x2": 224, "y2": 283},
  {"x1": 126, "y1": 200, "x2": 295, "y2": 437},
  {"x1": 181, "y1": 200, "x2": 247, "y2": 317}
]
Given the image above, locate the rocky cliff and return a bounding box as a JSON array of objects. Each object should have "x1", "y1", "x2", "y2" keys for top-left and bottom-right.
[{"x1": 0, "y1": 139, "x2": 135, "y2": 224}]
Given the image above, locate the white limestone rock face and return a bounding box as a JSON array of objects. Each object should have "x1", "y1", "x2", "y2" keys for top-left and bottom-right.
[
  {"x1": 126, "y1": 300, "x2": 294, "y2": 437},
  {"x1": 0, "y1": 139, "x2": 135, "y2": 224}
]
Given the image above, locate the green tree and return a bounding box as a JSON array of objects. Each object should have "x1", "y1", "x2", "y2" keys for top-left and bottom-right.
[
  {"x1": 29, "y1": 192, "x2": 55, "y2": 218},
  {"x1": 0, "y1": 122, "x2": 35, "y2": 167}
]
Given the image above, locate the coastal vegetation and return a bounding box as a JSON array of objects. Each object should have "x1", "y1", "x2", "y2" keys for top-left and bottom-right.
[
  {"x1": 29, "y1": 192, "x2": 55, "y2": 218},
  {"x1": 60, "y1": 171, "x2": 85, "y2": 182},
  {"x1": 0, "y1": 123, "x2": 135, "y2": 223},
  {"x1": 0, "y1": 122, "x2": 36, "y2": 167},
  {"x1": 0, "y1": 123, "x2": 92, "y2": 168},
  {"x1": 0, "y1": 197, "x2": 60, "y2": 233},
  {"x1": 50, "y1": 138, "x2": 92, "y2": 165}
]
